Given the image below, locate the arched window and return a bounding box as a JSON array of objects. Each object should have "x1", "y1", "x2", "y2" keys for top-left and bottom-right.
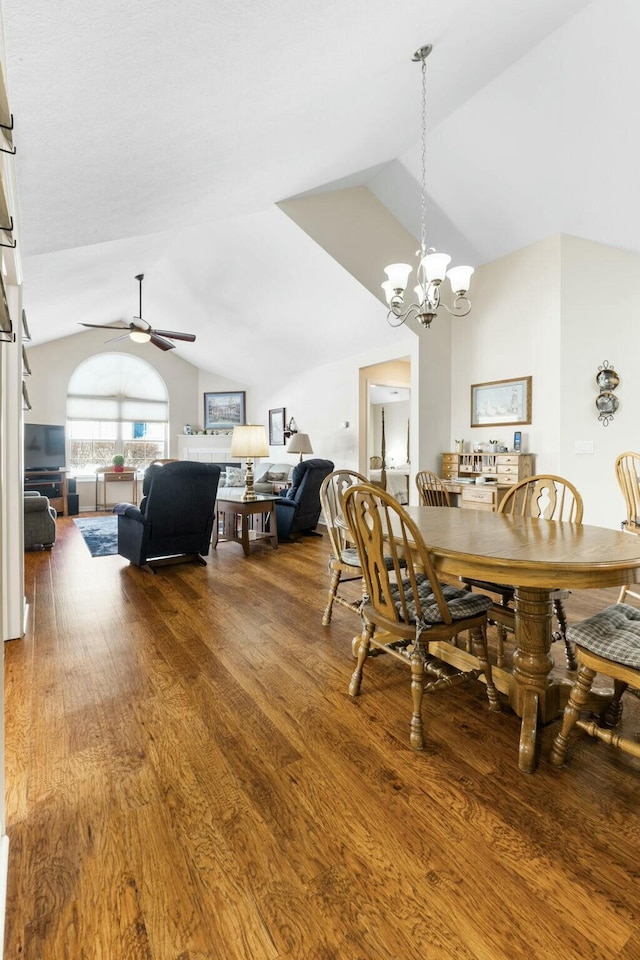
[{"x1": 67, "y1": 353, "x2": 169, "y2": 475}]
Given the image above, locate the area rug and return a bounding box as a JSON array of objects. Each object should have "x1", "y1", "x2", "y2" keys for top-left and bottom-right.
[{"x1": 73, "y1": 516, "x2": 118, "y2": 557}]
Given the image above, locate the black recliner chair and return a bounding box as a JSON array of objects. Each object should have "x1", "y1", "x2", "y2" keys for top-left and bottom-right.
[
  {"x1": 114, "y1": 460, "x2": 221, "y2": 570},
  {"x1": 275, "y1": 458, "x2": 334, "y2": 540}
]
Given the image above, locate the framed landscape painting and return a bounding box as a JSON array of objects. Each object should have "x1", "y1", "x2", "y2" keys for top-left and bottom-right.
[
  {"x1": 268, "y1": 407, "x2": 286, "y2": 445},
  {"x1": 470, "y1": 376, "x2": 532, "y2": 427},
  {"x1": 203, "y1": 391, "x2": 246, "y2": 431}
]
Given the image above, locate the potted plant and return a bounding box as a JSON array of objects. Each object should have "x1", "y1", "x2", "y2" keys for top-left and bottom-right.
[{"x1": 112, "y1": 454, "x2": 125, "y2": 473}]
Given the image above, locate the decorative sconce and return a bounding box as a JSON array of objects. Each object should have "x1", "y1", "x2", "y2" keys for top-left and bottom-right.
[
  {"x1": 595, "y1": 361, "x2": 620, "y2": 426},
  {"x1": 283, "y1": 416, "x2": 298, "y2": 440}
]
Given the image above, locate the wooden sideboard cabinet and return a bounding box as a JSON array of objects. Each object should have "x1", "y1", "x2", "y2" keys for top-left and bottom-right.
[
  {"x1": 441, "y1": 452, "x2": 534, "y2": 485},
  {"x1": 441, "y1": 452, "x2": 535, "y2": 512}
]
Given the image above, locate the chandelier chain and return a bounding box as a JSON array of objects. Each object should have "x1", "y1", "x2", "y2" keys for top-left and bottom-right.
[{"x1": 420, "y1": 55, "x2": 427, "y2": 256}]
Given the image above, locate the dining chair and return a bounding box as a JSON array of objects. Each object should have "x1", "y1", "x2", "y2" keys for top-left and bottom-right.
[
  {"x1": 342, "y1": 483, "x2": 500, "y2": 750},
  {"x1": 550, "y1": 603, "x2": 640, "y2": 769},
  {"x1": 615, "y1": 451, "x2": 640, "y2": 604},
  {"x1": 415, "y1": 470, "x2": 452, "y2": 507},
  {"x1": 462, "y1": 474, "x2": 583, "y2": 670},
  {"x1": 319, "y1": 469, "x2": 369, "y2": 626}
]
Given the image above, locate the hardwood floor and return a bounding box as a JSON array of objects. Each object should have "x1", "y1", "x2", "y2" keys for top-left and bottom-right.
[{"x1": 5, "y1": 516, "x2": 640, "y2": 959}]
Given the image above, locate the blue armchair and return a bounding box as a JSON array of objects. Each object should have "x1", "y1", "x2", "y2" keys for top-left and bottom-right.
[
  {"x1": 274, "y1": 458, "x2": 334, "y2": 540},
  {"x1": 114, "y1": 460, "x2": 221, "y2": 570}
]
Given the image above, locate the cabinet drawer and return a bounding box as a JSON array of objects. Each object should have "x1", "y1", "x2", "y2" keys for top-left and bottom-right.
[
  {"x1": 497, "y1": 455, "x2": 519, "y2": 466},
  {"x1": 442, "y1": 454, "x2": 458, "y2": 465},
  {"x1": 497, "y1": 463, "x2": 519, "y2": 476},
  {"x1": 462, "y1": 486, "x2": 496, "y2": 505},
  {"x1": 461, "y1": 499, "x2": 495, "y2": 511},
  {"x1": 497, "y1": 472, "x2": 519, "y2": 485},
  {"x1": 442, "y1": 467, "x2": 457, "y2": 479}
]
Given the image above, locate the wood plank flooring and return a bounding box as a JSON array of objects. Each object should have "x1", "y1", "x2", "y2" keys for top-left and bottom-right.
[{"x1": 5, "y1": 516, "x2": 640, "y2": 959}]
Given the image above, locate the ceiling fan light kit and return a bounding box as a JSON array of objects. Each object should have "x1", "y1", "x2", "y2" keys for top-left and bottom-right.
[{"x1": 79, "y1": 273, "x2": 196, "y2": 351}]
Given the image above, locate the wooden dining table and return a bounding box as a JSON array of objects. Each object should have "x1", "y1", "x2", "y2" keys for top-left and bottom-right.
[{"x1": 397, "y1": 506, "x2": 640, "y2": 772}]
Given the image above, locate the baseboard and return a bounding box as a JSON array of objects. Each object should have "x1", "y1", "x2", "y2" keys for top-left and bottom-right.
[{"x1": 0, "y1": 834, "x2": 9, "y2": 958}]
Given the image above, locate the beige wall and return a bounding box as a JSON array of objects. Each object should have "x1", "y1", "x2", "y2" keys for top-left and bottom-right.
[
  {"x1": 450, "y1": 233, "x2": 639, "y2": 528},
  {"x1": 25, "y1": 331, "x2": 205, "y2": 460},
  {"x1": 558, "y1": 234, "x2": 640, "y2": 528}
]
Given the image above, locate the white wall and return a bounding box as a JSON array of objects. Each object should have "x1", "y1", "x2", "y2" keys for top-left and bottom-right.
[
  {"x1": 450, "y1": 233, "x2": 640, "y2": 529},
  {"x1": 251, "y1": 336, "x2": 415, "y2": 475},
  {"x1": 558, "y1": 234, "x2": 639, "y2": 528},
  {"x1": 449, "y1": 235, "x2": 562, "y2": 465}
]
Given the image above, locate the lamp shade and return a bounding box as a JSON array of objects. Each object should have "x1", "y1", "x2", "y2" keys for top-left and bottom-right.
[
  {"x1": 446, "y1": 265, "x2": 474, "y2": 295},
  {"x1": 287, "y1": 432, "x2": 313, "y2": 455},
  {"x1": 230, "y1": 424, "x2": 269, "y2": 458},
  {"x1": 383, "y1": 263, "x2": 412, "y2": 291},
  {"x1": 421, "y1": 251, "x2": 451, "y2": 283}
]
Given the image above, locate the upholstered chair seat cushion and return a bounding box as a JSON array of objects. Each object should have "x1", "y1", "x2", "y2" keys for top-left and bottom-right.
[
  {"x1": 340, "y1": 546, "x2": 361, "y2": 566},
  {"x1": 390, "y1": 575, "x2": 493, "y2": 626},
  {"x1": 567, "y1": 603, "x2": 640, "y2": 669}
]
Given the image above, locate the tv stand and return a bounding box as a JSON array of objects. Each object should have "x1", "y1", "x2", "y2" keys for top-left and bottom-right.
[{"x1": 24, "y1": 469, "x2": 69, "y2": 516}]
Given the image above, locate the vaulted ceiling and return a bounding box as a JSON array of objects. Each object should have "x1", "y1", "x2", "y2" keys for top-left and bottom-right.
[{"x1": 3, "y1": 0, "x2": 633, "y2": 384}]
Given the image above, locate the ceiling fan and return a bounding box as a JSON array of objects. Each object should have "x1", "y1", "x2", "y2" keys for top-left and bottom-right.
[{"x1": 79, "y1": 273, "x2": 196, "y2": 351}]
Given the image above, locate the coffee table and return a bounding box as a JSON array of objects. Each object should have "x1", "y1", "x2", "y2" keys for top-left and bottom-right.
[{"x1": 214, "y1": 490, "x2": 278, "y2": 556}]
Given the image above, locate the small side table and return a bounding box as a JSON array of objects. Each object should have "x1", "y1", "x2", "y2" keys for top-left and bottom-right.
[
  {"x1": 96, "y1": 469, "x2": 139, "y2": 511},
  {"x1": 214, "y1": 492, "x2": 278, "y2": 556}
]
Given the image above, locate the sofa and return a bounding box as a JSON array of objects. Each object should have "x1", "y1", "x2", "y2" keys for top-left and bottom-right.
[
  {"x1": 253, "y1": 462, "x2": 294, "y2": 495},
  {"x1": 24, "y1": 491, "x2": 57, "y2": 550}
]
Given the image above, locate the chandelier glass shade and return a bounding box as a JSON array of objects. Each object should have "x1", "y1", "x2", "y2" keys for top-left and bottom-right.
[{"x1": 382, "y1": 45, "x2": 473, "y2": 330}]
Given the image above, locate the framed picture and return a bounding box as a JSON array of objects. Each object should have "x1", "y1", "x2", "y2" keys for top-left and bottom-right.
[
  {"x1": 268, "y1": 407, "x2": 286, "y2": 445},
  {"x1": 203, "y1": 391, "x2": 246, "y2": 431},
  {"x1": 470, "y1": 376, "x2": 532, "y2": 428}
]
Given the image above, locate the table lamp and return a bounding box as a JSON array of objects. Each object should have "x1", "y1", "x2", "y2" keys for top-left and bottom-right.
[
  {"x1": 287, "y1": 432, "x2": 313, "y2": 462},
  {"x1": 230, "y1": 424, "x2": 269, "y2": 501}
]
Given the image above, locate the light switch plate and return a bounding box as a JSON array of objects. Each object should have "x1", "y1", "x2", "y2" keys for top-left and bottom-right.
[{"x1": 575, "y1": 440, "x2": 594, "y2": 454}]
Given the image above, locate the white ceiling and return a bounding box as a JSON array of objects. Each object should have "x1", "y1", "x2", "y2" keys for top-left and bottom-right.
[{"x1": 4, "y1": 0, "x2": 631, "y2": 384}]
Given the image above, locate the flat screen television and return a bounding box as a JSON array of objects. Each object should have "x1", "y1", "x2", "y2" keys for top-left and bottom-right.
[{"x1": 24, "y1": 423, "x2": 66, "y2": 471}]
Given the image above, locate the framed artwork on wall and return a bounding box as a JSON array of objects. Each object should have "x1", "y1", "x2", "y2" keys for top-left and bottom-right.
[
  {"x1": 470, "y1": 376, "x2": 532, "y2": 427},
  {"x1": 268, "y1": 407, "x2": 286, "y2": 445},
  {"x1": 203, "y1": 391, "x2": 246, "y2": 431}
]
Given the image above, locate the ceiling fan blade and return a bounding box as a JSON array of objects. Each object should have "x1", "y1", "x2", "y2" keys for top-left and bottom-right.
[
  {"x1": 152, "y1": 329, "x2": 196, "y2": 342},
  {"x1": 150, "y1": 333, "x2": 176, "y2": 351},
  {"x1": 80, "y1": 322, "x2": 130, "y2": 330}
]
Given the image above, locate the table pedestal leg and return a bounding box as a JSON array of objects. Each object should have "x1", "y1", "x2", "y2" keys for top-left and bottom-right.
[{"x1": 510, "y1": 586, "x2": 556, "y2": 773}]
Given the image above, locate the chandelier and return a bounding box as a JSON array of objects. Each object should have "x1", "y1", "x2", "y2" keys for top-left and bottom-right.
[{"x1": 382, "y1": 44, "x2": 473, "y2": 330}]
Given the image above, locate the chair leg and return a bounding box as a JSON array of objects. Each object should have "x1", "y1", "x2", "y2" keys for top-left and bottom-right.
[
  {"x1": 322, "y1": 569, "x2": 341, "y2": 626},
  {"x1": 550, "y1": 663, "x2": 596, "y2": 766},
  {"x1": 618, "y1": 584, "x2": 628, "y2": 603},
  {"x1": 409, "y1": 647, "x2": 426, "y2": 751},
  {"x1": 495, "y1": 622, "x2": 506, "y2": 668},
  {"x1": 552, "y1": 598, "x2": 577, "y2": 671},
  {"x1": 470, "y1": 625, "x2": 501, "y2": 712},
  {"x1": 603, "y1": 678, "x2": 629, "y2": 727},
  {"x1": 349, "y1": 621, "x2": 373, "y2": 697}
]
